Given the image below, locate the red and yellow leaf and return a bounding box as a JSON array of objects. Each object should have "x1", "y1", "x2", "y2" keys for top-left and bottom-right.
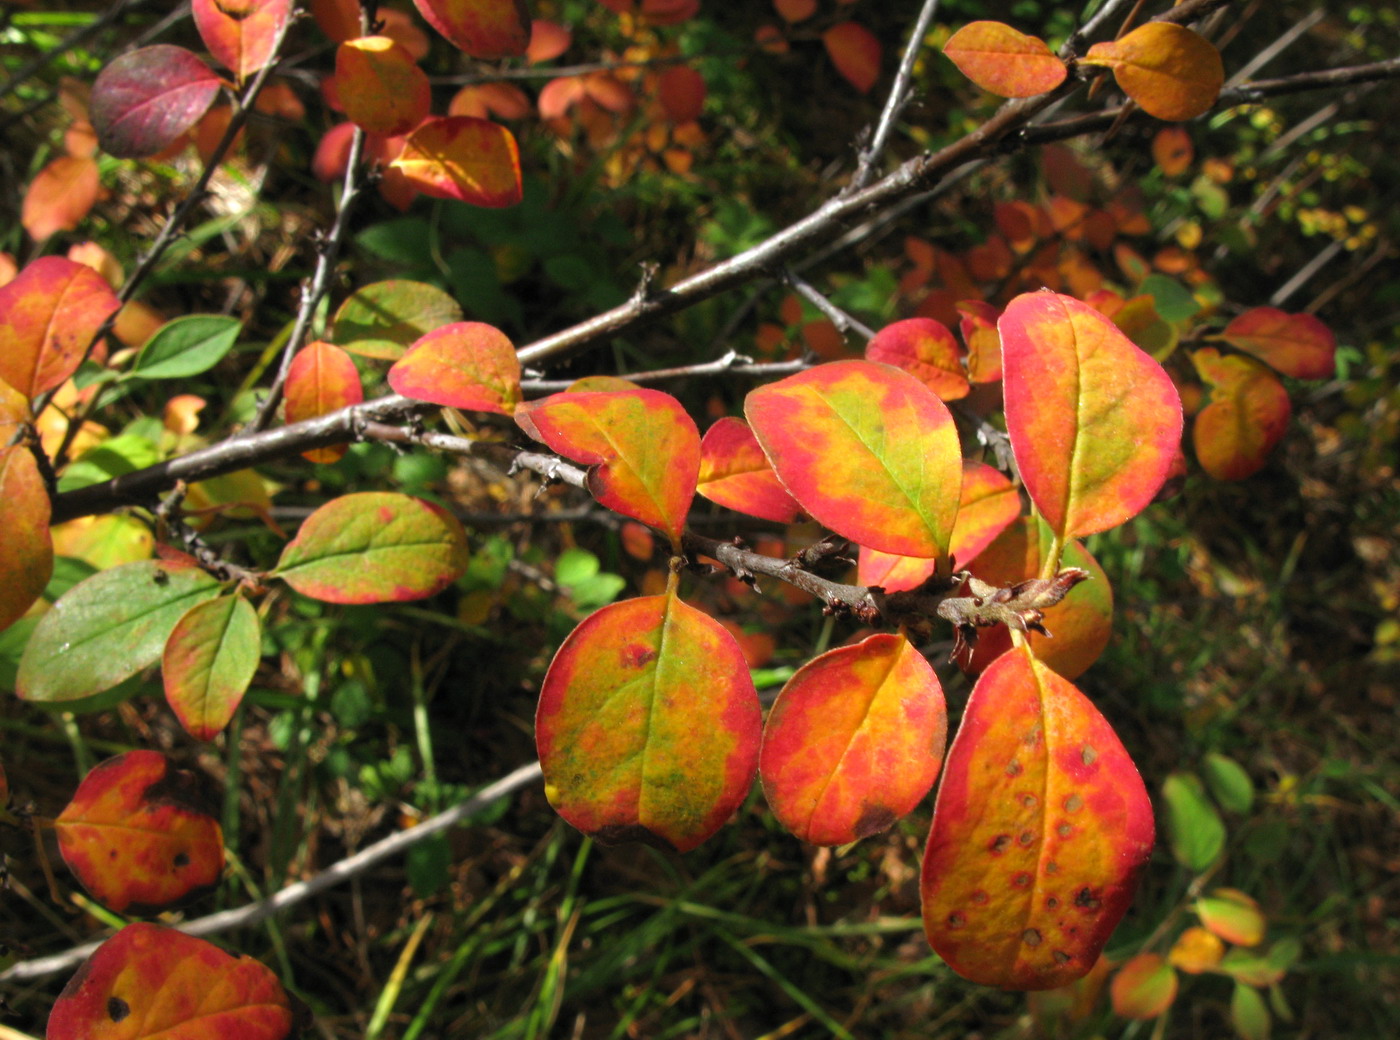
[
  {"x1": 22, "y1": 156, "x2": 100, "y2": 241},
  {"x1": 516, "y1": 389, "x2": 700, "y2": 545},
  {"x1": 1190, "y1": 348, "x2": 1291, "y2": 481},
  {"x1": 1219, "y1": 307, "x2": 1336, "y2": 379},
  {"x1": 536, "y1": 592, "x2": 761, "y2": 852},
  {"x1": 526, "y1": 19, "x2": 571, "y2": 63},
  {"x1": 0, "y1": 256, "x2": 119, "y2": 401},
  {"x1": 191, "y1": 0, "x2": 293, "y2": 83},
  {"x1": 0, "y1": 446, "x2": 53, "y2": 632},
  {"x1": 865, "y1": 317, "x2": 970, "y2": 401},
  {"x1": 336, "y1": 36, "x2": 431, "y2": 135},
  {"x1": 163, "y1": 595, "x2": 261, "y2": 742},
  {"x1": 1168, "y1": 925, "x2": 1226, "y2": 973},
  {"x1": 387, "y1": 321, "x2": 522, "y2": 414},
  {"x1": 823, "y1": 22, "x2": 881, "y2": 94},
  {"x1": 695, "y1": 416, "x2": 803, "y2": 524},
  {"x1": 958, "y1": 301, "x2": 1003, "y2": 383},
  {"x1": 1110, "y1": 953, "x2": 1179, "y2": 1019},
  {"x1": 284, "y1": 340, "x2": 363, "y2": 463},
  {"x1": 275, "y1": 492, "x2": 469, "y2": 603},
  {"x1": 47, "y1": 922, "x2": 297, "y2": 1040},
  {"x1": 412, "y1": 0, "x2": 530, "y2": 58},
  {"x1": 921, "y1": 645, "x2": 1154, "y2": 989},
  {"x1": 760, "y1": 632, "x2": 946, "y2": 846},
  {"x1": 1082, "y1": 23, "x2": 1223, "y2": 122},
  {"x1": 1000, "y1": 291, "x2": 1182, "y2": 539},
  {"x1": 745, "y1": 360, "x2": 963, "y2": 560},
  {"x1": 89, "y1": 45, "x2": 221, "y2": 158},
  {"x1": 943, "y1": 21, "x2": 1068, "y2": 98},
  {"x1": 55, "y1": 751, "x2": 223, "y2": 913},
  {"x1": 390, "y1": 115, "x2": 523, "y2": 208}
]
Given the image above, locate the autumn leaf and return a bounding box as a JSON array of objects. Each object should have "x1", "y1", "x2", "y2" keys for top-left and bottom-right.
[
  {"x1": 336, "y1": 35, "x2": 431, "y2": 135},
  {"x1": 163, "y1": 595, "x2": 262, "y2": 741},
  {"x1": 284, "y1": 340, "x2": 364, "y2": 463},
  {"x1": 387, "y1": 321, "x2": 522, "y2": 414},
  {"x1": 1082, "y1": 23, "x2": 1224, "y2": 122},
  {"x1": 1110, "y1": 953, "x2": 1179, "y2": 1019},
  {"x1": 943, "y1": 21, "x2": 1068, "y2": 98},
  {"x1": 89, "y1": 45, "x2": 221, "y2": 158},
  {"x1": 823, "y1": 22, "x2": 881, "y2": 94},
  {"x1": 390, "y1": 115, "x2": 523, "y2": 208},
  {"x1": 865, "y1": 317, "x2": 970, "y2": 401},
  {"x1": 1190, "y1": 347, "x2": 1291, "y2": 481},
  {"x1": 0, "y1": 256, "x2": 119, "y2": 401},
  {"x1": 1219, "y1": 307, "x2": 1336, "y2": 379},
  {"x1": 695, "y1": 416, "x2": 803, "y2": 524},
  {"x1": 22, "y1": 156, "x2": 101, "y2": 241},
  {"x1": 413, "y1": 0, "x2": 531, "y2": 59},
  {"x1": 331, "y1": 279, "x2": 463, "y2": 360},
  {"x1": 191, "y1": 0, "x2": 293, "y2": 83},
  {"x1": 0, "y1": 446, "x2": 54, "y2": 632}
]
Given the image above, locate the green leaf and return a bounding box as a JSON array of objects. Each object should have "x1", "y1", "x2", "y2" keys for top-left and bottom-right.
[
  {"x1": 1162, "y1": 772, "x2": 1226, "y2": 870},
  {"x1": 331, "y1": 279, "x2": 463, "y2": 360},
  {"x1": 16, "y1": 561, "x2": 221, "y2": 704},
  {"x1": 554, "y1": 548, "x2": 599, "y2": 587},
  {"x1": 1231, "y1": 981, "x2": 1271, "y2": 1040},
  {"x1": 1139, "y1": 273, "x2": 1202, "y2": 322},
  {"x1": 130, "y1": 315, "x2": 242, "y2": 379},
  {"x1": 1203, "y1": 751, "x2": 1254, "y2": 814},
  {"x1": 163, "y1": 595, "x2": 261, "y2": 741},
  {"x1": 58, "y1": 433, "x2": 161, "y2": 492}
]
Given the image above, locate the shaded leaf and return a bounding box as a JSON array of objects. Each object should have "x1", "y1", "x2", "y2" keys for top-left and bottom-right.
[
  {"x1": 1161, "y1": 771, "x2": 1225, "y2": 870},
  {"x1": 22, "y1": 156, "x2": 101, "y2": 241},
  {"x1": 760, "y1": 632, "x2": 946, "y2": 846},
  {"x1": 130, "y1": 314, "x2": 242, "y2": 379},
  {"x1": 1152, "y1": 126, "x2": 1193, "y2": 177},
  {"x1": 55, "y1": 751, "x2": 223, "y2": 913},
  {"x1": 17, "y1": 561, "x2": 220, "y2": 704},
  {"x1": 1082, "y1": 23, "x2": 1223, "y2": 121},
  {"x1": 958, "y1": 300, "x2": 1003, "y2": 383},
  {"x1": 387, "y1": 321, "x2": 522, "y2": 414},
  {"x1": 331, "y1": 279, "x2": 463, "y2": 360},
  {"x1": 1197, "y1": 889, "x2": 1266, "y2": 947},
  {"x1": 391, "y1": 116, "x2": 523, "y2": 207},
  {"x1": 413, "y1": 0, "x2": 531, "y2": 58},
  {"x1": 1219, "y1": 307, "x2": 1336, "y2": 379},
  {"x1": 1110, "y1": 953, "x2": 1178, "y2": 1019},
  {"x1": 1191, "y1": 348, "x2": 1290, "y2": 481},
  {"x1": 921, "y1": 645, "x2": 1154, "y2": 989},
  {"x1": 47, "y1": 922, "x2": 297, "y2": 1040},
  {"x1": 536, "y1": 592, "x2": 761, "y2": 852},
  {"x1": 284, "y1": 340, "x2": 364, "y2": 463},
  {"x1": 1169, "y1": 925, "x2": 1225, "y2": 973},
  {"x1": 1202, "y1": 751, "x2": 1254, "y2": 814},
  {"x1": 823, "y1": 22, "x2": 881, "y2": 94},
  {"x1": 865, "y1": 317, "x2": 970, "y2": 401},
  {"x1": 695, "y1": 416, "x2": 803, "y2": 524},
  {"x1": 275, "y1": 492, "x2": 469, "y2": 604},
  {"x1": 745, "y1": 360, "x2": 962, "y2": 560},
  {"x1": 1231, "y1": 981, "x2": 1272, "y2": 1040},
  {"x1": 0, "y1": 446, "x2": 54, "y2": 632},
  {"x1": 1001, "y1": 291, "x2": 1182, "y2": 539},
  {"x1": 89, "y1": 45, "x2": 221, "y2": 158},
  {"x1": 516, "y1": 389, "x2": 700, "y2": 545},
  {"x1": 191, "y1": 0, "x2": 293, "y2": 82},
  {"x1": 337, "y1": 35, "x2": 431, "y2": 135},
  {"x1": 163, "y1": 595, "x2": 261, "y2": 741},
  {"x1": 943, "y1": 21, "x2": 1068, "y2": 98},
  {"x1": 657, "y1": 65, "x2": 705, "y2": 123},
  {"x1": 0, "y1": 256, "x2": 119, "y2": 400}
]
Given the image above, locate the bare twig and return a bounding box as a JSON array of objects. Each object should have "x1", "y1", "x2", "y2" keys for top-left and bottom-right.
[
  {"x1": 784, "y1": 270, "x2": 876, "y2": 341},
  {"x1": 522, "y1": 354, "x2": 809, "y2": 394}
]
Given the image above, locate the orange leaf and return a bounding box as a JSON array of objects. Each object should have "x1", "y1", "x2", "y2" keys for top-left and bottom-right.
[
  {"x1": 823, "y1": 22, "x2": 881, "y2": 94},
  {"x1": 191, "y1": 0, "x2": 293, "y2": 82},
  {"x1": 657, "y1": 65, "x2": 706, "y2": 124},
  {"x1": 413, "y1": 0, "x2": 531, "y2": 58},
  {"x1": 449, "y1": 81, "x2": 533, "y2": 120},
  {"x1": 774, "y1": 0, "x2": 816, "y2": 23},
  {"x1": 390, "y1": 115, "x2": 523, "y2": 208},
  {"x1": 943, "y1": 21, "x2": 1068, "y2": 98},
  {"x1": 284, "y1": 340, "x2": 364, "y2": 463},
  {"x1": 1082, "y1": 22, "x2": 1223, "y2": 121},
  {"x1": 1169, "y1": 925, "x2": 1226, "y2": 973},
  {"x1": 22, "y1": 156, "x2": 100, "y2": 241},
  {"x1": 696, "y1": 416, "x2": 803, "y2": 524},
  {"x1": 336, "y1": 35, "x2": 431, "y2": 135},
  {"x1": 0, "y1": 256, "x2": 119, "y2": 401},
  {"x1": 1190, "y1": 348, "x2": 1291, "y2": 481},
  {"x1": 1219, "y1": 307, "x2": 1336, "y2": 379},
  {"x1": 1196, "y1": 888, "x2": 1267, "y2": 946},
  {"x1": 526, "y1": 19, "x2": 571, "y2": 63},
  {"x1": 0, "y1": 446, "x2": 53, "y2": 632},
  {"x1": 865, "y1": 317, "x2": 970, "y2": 401},
  {"x1": 387, "y1": 321, "x2": 522, "y2": 414},
  {"x1": 1152, "y1": 126, "x2": 1193, "y2": 177}
]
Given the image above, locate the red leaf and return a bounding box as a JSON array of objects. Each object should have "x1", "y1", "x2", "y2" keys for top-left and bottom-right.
[
  {"x1": 55, "y1": 751, "x2": 224, "y2": 913},
  {"x1": 390, "y1": 115, "x2": 523, "y2": 208},
  {"x1": 47, "y1": 923, "x2": 297, "y2": 1040},
  {"x1": 0, "y1": 446, "x2": 53, "y2": 632},
  {"x1": 336, "y1": 35, "x2": 431, "y2": 135},
  {"x1": 865, "y1": 317, "x2": 970, "y2": 401},
  {"x1": 191, "y1": 0, "x2": 293, "y2": 82},
  {"x1": 1082, "y1": 23, "x2": 1223, "y2": 122},
  {"x1": 449, "y1": 81, "x2": 533, "y2": 120},
  {"x1": 657, "y1": 65, "x2": 705, "y2": 123},
  {"x1": 89, "y1": 45, "x2": 221, "y2": 159},
  {"x1": 745, "y1": 360, "x2": 963, "y2": 560},
  {"x1": 22, "y1": 156, "x2": 100, "y2": 241},
  {"x1": 536, "y1": 592, "x2": 761, "y2": 852},
  {"x1": 526, "y1": 19, "x2": 571, "y2": 63},
  {"x1": 284, "y1": 340, "x2": 364, "y2": 463},
  {"x1": 1190, "y1": 347, "x2": 1291, "y2": 481},
  {"x1": 1219, "y1": 307, "x2": 1336, "y2": 379},
  {"x1": 0, "y1": 256, "x2": 119, "y2": 401},
  {"x1": 163, "y1": 595, "x2": 262, "y2": 741},
  {"x1": 387, "y1": 321, "x2": 522, "y2": 414},
  {"x1": 922, "y1": 645, "x2": 1154, "y2": 989},
  {"x1": 413, "y1": 0, "x2": 531, "y2": 58},
  {"x1": 760, "y1": 632, "x2": 946, "y2": 845},
  {"x1": 1000, "y1": 291, "x2": 1182, "y2": 539},
  {"x1": 774, "y1": 0, "x2": 816, "y2": 23},
  {"x1": 516, "y1": 389, "x2": 700, "y2": 545},
  {"x1": 823, "y1": 22, "x2": 881, "y2": 94},
  {"x1": 943, "y1": 21, "x2": 1068, "y2": 98},
  {"x1": 695, "y1": 416, "x2": 803, "y2": 524}
]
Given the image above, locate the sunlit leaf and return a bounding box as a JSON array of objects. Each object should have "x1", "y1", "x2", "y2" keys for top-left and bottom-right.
[
  {"x1": 823, "y1": 22, "x2": 881, "y2": 94},
  {"x1": 387, "y1": 321, "x2": 522, "y2": 414},
  {"x1": 1001, "y1": 291, "x2": 1182, "y2": 539},
  {"x1": 163, "y1": 596, "x2": 260, "y2": 742},
  {"x1": 865, "y1": 317, "x2": 970, "y2": 401},
  {"x1": 390, "y1": 115, "x2": 523, "y2": 208},
  {"x1": 22, "y1": 156, "x2": 100, "y2": 241},
  {"x1": 1196, "y1": 889, "x2": 1266, "y2": 946},
  {"x1": 760, "y1": 632, "x2": 946, "y2": 846},
  {"x1": 17, "y1": 561, "x2": 221, "y2": 704},
  {"x1": 55, "y1": 750, "x2": 223, "y2": 912},
  {"x1": 1219, "y1": 307, "x2": 1336, "y2": 379},
  {"x1": 51, "y1": 515, "x2": 154, "y2": 572},
  {"x1": 1190, "y1": 348, "x2": 1290, "y2": 481},
  {"x1": 413, "y1": 0, "x2": 531, "y2": 58},
  {"x1": 0, "y1": 256, "x2": 119, "y2": 400},
  {"x1": 1161, "y1": 771, "x2": 1225, "y2": 870},
  {"x1": 1082, "y1": 23, "x2": 1223, "y2": 121},
  {"x1": 1109, "y1": 953, "x2": 1178, "y2": 1019},
  {"x1": 921, "y1": 645, "x2": 1154, "y2": 989},
  {"x1": 536, "y1": 592, "x2": 761, "y2": 852},
  {"x1": 0, "y1": 446, "x2": 53, "y2": 632},
  {"x1": 695, "y1": 416, "x2": 803, "y2": 524},
  {"x1": 191, "y1": 0, "x2": 293, "y2": 82},
  {"x1": 284, "y1": 340, "x2": 364, "y2": 463},
  {"x1": 129, "y1": 314, "x2": 242, "y2": 379},
  {"x1": 46, "y1": 922, "x2": 297, "y2": 1040},
  {"x1": 516, "y1": 389, "x2": 700, "y2": 545},
  {"x1": 331, "y1": 279, "x2": 463, "y2": 360},
  {"x1": 746, "y1": 360, "x2": 962, "y2": 560},
  {"x1": 275, "y1": 492, "x2": 469, "y2": 604},
  {"x1": 943, "y1": 21, "x2": 1068, "y2": 98},
  {"x1": 337, "y1": 35, "x2": 431, "y2": 135},
  {"x1": 89, "y1": 45, "x2": 221, "y2": 158}
]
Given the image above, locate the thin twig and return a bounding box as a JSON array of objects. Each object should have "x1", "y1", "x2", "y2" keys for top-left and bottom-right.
[
  {"x1": 522, "y1": 354, "x2": 809, "y2": 394},
  {"x1": 784, "y1": 270, "x2": 876, "y2": 341}
]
